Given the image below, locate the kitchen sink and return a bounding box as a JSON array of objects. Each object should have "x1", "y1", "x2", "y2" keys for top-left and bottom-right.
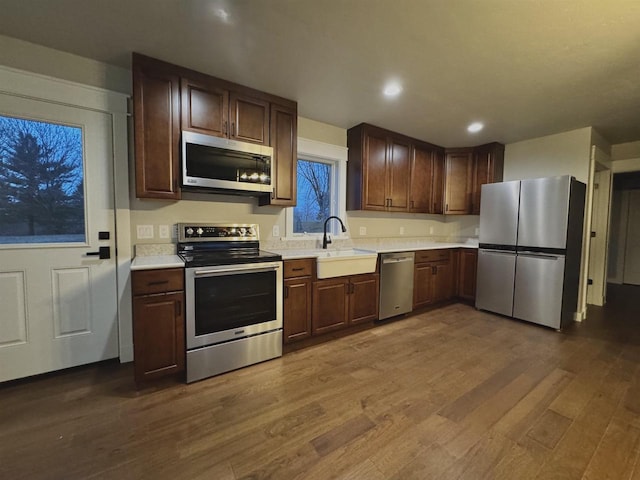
[{"x1": 315, "y1": 249, "x2": 378, "y2": 279}]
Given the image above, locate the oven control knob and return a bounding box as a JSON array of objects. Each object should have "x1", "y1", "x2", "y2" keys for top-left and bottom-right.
[
  {"x1": 196, "y1": 228, "x2": 204, "y2": 235},
  {"x1": 186, "y1": 227, "x2": 194, "y2": 236}
]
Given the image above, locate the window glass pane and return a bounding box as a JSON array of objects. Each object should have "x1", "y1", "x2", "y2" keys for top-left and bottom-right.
[
  {"x1": 294, "y1": 159, "x2": 332, "y2": 233},
  {"x1": 0, "y1": 114, "x2": 85, "y2": 244}
]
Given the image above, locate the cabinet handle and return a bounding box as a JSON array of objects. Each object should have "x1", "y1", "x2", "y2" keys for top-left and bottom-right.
[
  {"x1": 147, "y1": 280, "x2": 169, "y2": 286},
  {"x1": 175, "y1": 300, "x2": 181, "y2": 316},
  {"x1": 291, "y1": 267, "x2": 305, "y2": 271},
  {"x1": 389, "y1": 199, "x2": 393, "y2": 207},
  {"x1": 410, "y1": 200, "x2": 414, "y2": 209},
  {"x1": 445, "y1": 203, "x2": 449, "y2": 212},
  {"x1": 224, "y1": 121, "x2": 228, "y2": 135},
  {"x1": 284, "y1": 286, "x2": 289, "y2": 299},
  {"x1": 231, "y1": 122, "x2": 235, "y2": 137},
  {"x1": 433, "y1": 202, "x2": 436, "y2": 211},
  {"x1": 432, "y1": 266, "x2": 437, "y2": 275}
]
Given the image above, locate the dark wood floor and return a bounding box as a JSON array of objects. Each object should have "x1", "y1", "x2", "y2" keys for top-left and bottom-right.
[{"x1": 2, "y1": 284, "x2": 640, "y2": 479}]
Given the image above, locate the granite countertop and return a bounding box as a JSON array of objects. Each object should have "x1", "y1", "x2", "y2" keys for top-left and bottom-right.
[{"x1": 131, "y1": 255, "x2": 184, "y2": 271}]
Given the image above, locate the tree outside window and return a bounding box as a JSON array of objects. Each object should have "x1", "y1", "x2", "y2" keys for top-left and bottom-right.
[
  {"x1": 0, "y1": 115, "x2": 85, "y2": 244},
  {"x1": 294, "y1": 159, "x2": 332, "y2": 233}
]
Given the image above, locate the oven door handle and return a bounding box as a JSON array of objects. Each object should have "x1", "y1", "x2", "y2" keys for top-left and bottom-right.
[{"x1": 193, "y1": 264, "x2": 280, "y2": 276}]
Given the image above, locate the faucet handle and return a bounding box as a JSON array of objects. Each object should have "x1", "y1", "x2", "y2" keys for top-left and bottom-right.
[{"x1": 326, "y1": 234, "x2": 332, "y2": 245}]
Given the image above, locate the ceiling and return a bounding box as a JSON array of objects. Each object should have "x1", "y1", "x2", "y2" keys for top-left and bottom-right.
[{"x1": 1, "y1": 0, "x2": 639, "y2": 147}]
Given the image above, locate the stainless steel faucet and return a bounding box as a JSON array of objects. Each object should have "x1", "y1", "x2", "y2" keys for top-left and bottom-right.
[{"x1": 322, "y1": 216, "x2": 347, "y2": 249}]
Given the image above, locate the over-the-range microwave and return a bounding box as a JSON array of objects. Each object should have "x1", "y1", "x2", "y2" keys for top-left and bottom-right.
[{"x1": 181, "y1": 131, "x2": 274, "y2": 195}]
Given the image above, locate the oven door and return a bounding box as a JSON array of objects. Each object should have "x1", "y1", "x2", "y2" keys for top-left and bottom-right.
[{"x1": 185, "y1": 261, "x2": 282, "y2": 349}]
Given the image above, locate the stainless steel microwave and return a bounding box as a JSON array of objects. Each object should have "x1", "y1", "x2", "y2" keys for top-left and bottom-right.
[{"x1": 181, "y1": 131, "x2": 273, "y2": 194}]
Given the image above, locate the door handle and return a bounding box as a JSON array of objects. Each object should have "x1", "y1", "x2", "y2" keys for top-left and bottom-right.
[
  {"x1": 86, "y1": 246, "x2": 110, "y2": 259},
  {"x1": 284, "y1": 286, "x2": 289, "y2": 299}
]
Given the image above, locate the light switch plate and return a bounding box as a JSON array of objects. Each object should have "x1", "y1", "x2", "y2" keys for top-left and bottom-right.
[
  {"x1": 158, "y1": 225, "x2": 170, "y2": 239},
  {"x1": 429, "y1": 226, "x2": 434, "y2": 235},
  {"x1": 399, "y1": 226, "x2": 405, "y2": 235},
  {"x1": 136, "y1": 225, "x2": 154, "y2": 239},
  {"x1": 359, "y1": 226, "x2": 367, "y2": 236},
  {"x1": 272, "y1": 225, "x2": 280, "y2": 238},
  {"x1": 475, "y1": 227, "x2": 480, "y2": 236}
]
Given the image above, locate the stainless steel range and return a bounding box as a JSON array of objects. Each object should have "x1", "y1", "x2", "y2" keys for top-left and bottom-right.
[{"x1": 177, "y1": 223, "x2": 283, "y2": 383}]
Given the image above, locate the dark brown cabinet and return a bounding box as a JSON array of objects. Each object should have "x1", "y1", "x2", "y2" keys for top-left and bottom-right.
[
  {"x1": 260, "y1": 102, "x2": 297, "y2": 206},
  {"x1": 457, "y1": 248, "x2": 478, "y2": 301},
  {"x1": 471, "y1": 143, "x2": 505, "y2": 214},
  {"x1": 413, "y1": 249, "x2": 455, "y2": 309},
  {"x1": 283, "y1": 259, "x2": 313, "y2": 343},
  {"x1": 132, "y1": 268, "x2": 185, "y2": 384},
  {"x1": 347, "y1": 124, "x2": 412, "y2": 212},
  {"x1": 133, "y1": 53, "x2": 297, "y2": 203},
  {"x1": 132, "y1": 54, "x2": 181, "y2": 200},
  {"x1": 409, "y1": 143, "x2": 446, "y2": 214},
  {"x1": 312, "y1": 273, "x2": 379, "y2": 335},
  {"x1": 444, "y1": 148, "x2": 473, "y2": 214}
]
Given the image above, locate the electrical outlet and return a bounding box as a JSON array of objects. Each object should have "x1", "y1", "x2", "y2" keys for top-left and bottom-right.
[
  {"x1": 272, "y1": 225, "x2": 280, "y2": 238},
  {"x1": 136, "y1": 225, "x2": 154, "y2": 239},
  {"x1": 399, "y1": 226, "x2": 405, "y2": 235},
  {"x1": 429, "y1": 226, "x2": 434, "y2": 235},
  {"x1": 359, "y1": 226, "x2": 367, "y2": 236},
  {"x1": 475, "y1": 227, "x2": 480, "y2": 236},
  {"x1": 172, "y1": 224, "x2": 178, "y2": 239},
  {"x1": 158, "y1": 225, "x2": 170, "y2": 239}
]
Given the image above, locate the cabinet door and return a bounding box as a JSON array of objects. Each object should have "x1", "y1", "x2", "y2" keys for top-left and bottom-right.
[
  {"x1": 132, "y1": 54, "x2": 181, "y2": 199},
  {"x1": 180, "y1": 77, "x2": 229, "y2": 138},
  {"x1": 133, "y1": 291, "x2": 185, "y2": 383},
  {"x1": 409, "y1": 144, "x2": 433, "y2": 213},
  {"x1": 388, "y1": 139, "x2": 411, "y2": 211},
  {"x1": 432, "y1": 150, "x2": 445, "y2": 214},
  {"x1": 458, "y1": 249, "x2": 478, "y2": 300},
  {"x1": 363, "y1": 130, "x2": 389, "y2": 211},
  {"x1": 444, "y1": 150, "x2": 473, "y2": 214},
  {"x1": 262, "y1": 103, "x2": 297, "y2": 206},
  {"x1": 312, "y1": 278, "x2": 349, "y2": 334},
  {"x1": 433, "y1": 262, "x2": 454, "y2": 303},
  {"x1": 413, "y1": 263, "x2": 435, "y2": 309},
  {"x1": 229, "y1": 93, "x2": 269, "y2": 145},
  {"x1": 283, "y1": 278, "x2": 312, "y2": 343},
  {"x1": 349, "y1": 274, "x2": 379, "y2": 324},
  {"x1": 471, "y1": 143, "x2": 505, "y2": 215}
]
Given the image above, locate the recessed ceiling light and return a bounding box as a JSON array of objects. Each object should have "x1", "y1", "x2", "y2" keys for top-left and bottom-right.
[
  {"x1": 467, "y1": 122, "x2": 484, "y2": 133},
  {"x1": 213, "y1": 7, "x2": 230, "y2": 23},
  {"x1": 383, "y1": 82, "x2": 403, "y2": 97}
]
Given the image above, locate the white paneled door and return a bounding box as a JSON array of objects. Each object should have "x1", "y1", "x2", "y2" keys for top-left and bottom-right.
[{"x1": 0, "y1": 93, "x2": 118, "y2": 382}]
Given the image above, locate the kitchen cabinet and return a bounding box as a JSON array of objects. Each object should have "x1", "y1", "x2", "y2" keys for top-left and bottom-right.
[
  {"x1": 444, "y1": 148, "x2": 473, "y2": 214},
  {"x1": 132, "y1": 268, "x2": 185, "y2": 383},
  {"x1": 181, "y1": 76, "x2": 269, "y2": 145},
  {"x1": 132, "y1": 53, "x2": 181, "y2": 200},
  {"x1": 457, "y1": 248, "x2": 478, "y2": 301},
  {"x1": 259, "y1": 102, "x2": 298, "y2": 206},
  {"x1": 471, "y1": 142, "x2": 505, "y2": 214},
  {"x1": 312, "y1": 273, "x2": 379, "y2": 335},
  {"x1": 409, "y1": 142, "x2": 446, "y2": 214},
  {"x1": 132, "y1": 53, "x2": 297, "y2": 203},
  {"x1": 283, "y1": 259, "x2": 313, "y2": 343},
  {"x1": 413, "y1": 249, "x2": 455, "y2": 309},
  {"x1": 347, "y1": 123, "x2": 412, "y2": 212}
]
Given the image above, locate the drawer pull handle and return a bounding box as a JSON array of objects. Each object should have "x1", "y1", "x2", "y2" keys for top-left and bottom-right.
[
  {"x1": 147, "y1": 280, "x2": 169, "y2": 286},
  {"x1": 291, "y1": 267, "x2": 305, "y2": 272}
]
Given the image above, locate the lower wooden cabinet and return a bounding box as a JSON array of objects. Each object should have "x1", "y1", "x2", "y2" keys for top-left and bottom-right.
[
  {"x1": 413, "y1": 249, "x2": 455, "y2": 309},
  {"x1": 457, "y1": 248, "x2": 478, "y2": 301},
  {"x1": 283, "y1": 277, "x2": 312, "y2": 343},
  {"x1": 132, "y1": 268, "x2": 185, "y2": 384},
  {"x1": 312, "y1": 273, "x2": 379, "y2": 335}
]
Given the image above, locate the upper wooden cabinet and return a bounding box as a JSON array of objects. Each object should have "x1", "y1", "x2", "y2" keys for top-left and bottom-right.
[
  {"x1": 132, "y1": 53, "x2": 297, "y2": 203},
  {"x1": 471, "y1": 142, "x2": 505, "y2": 214},
  {"x1": 347, "y1": 123, "x2": 443, "y2": 213},
  {"x1": 444, "y1": 148, "x2": 474, "y2": 215},
  {"x1": 409, "y1": 142, "x2": 445, "y2": 214},
  {"x1": 132, "y1": 54, "x2": 181, "y2": 200}
]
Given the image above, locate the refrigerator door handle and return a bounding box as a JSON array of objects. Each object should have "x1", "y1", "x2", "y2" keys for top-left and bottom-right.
[
  {"x1": 480, "y1": 249, "x2": 516, "y2": 255},
  {"x1": 518, "y1": 252, "x2": 562, "y2": 260}
]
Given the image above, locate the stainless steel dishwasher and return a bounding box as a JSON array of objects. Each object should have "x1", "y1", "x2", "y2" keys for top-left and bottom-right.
[{"x1": 379, "y1": 251, "x2": 415, "y2": 320}]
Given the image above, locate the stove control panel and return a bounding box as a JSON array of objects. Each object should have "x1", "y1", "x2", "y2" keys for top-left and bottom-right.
[{"x1": 178, "y1": 223, "x2": 259, "y2": 242}]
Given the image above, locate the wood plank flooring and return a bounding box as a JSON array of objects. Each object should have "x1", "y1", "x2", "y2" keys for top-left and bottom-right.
[{"x1": 2, "y1": 284, "x2": 640, "y2": 479}]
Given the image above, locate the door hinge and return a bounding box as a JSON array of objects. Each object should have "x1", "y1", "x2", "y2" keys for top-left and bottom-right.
[
  {"x1": 587, "y1": 278, "x2": 593, "y2": 285},
  {"x1": 590, "y1": 231, "x2": 596, "y2": 238}
]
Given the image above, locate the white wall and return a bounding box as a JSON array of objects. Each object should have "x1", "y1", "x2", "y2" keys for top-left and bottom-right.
[{"x1": 504, "y1": 127, "x2": 593, "y2": 183}]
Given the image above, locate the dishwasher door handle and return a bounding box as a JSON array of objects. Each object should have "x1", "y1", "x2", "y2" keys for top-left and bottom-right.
[{"x1": 382, "y1": 257, "x2": 414, "y2": 264}]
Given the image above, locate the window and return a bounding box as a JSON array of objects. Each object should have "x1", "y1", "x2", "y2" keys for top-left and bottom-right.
[
  {"x1": 0, "y1": 114, "x2": 85, "y2": 244},
  {"x1": 286, "y1": 138, "x2": 347, "y2": 237}
]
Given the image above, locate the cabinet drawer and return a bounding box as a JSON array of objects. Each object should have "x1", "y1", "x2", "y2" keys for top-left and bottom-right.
[
  {"x1": 132, "y1": 268, "x2": 184, "y2": 295},
  {"x1": 415, "y1": 249, "x2": 450, "y2": 264},
  {"x1": 284, "y1": 258, "x2": 314, "y2": 278}
]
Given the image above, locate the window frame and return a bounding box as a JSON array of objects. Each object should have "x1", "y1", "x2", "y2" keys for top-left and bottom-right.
[{"x1": 285, "y1": 137, "x2": 348, "y2": 239}]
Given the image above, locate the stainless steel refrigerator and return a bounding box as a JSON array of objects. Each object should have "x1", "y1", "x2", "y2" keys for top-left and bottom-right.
[{"x1": 476, "y1": 175, "x2": 586, "y2": 330}]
